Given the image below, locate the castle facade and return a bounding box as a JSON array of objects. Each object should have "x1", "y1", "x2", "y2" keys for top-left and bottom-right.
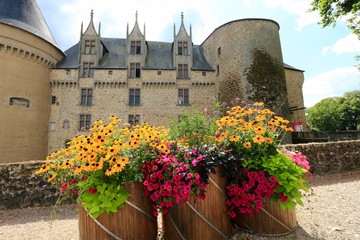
[{"x1": 0, "y1": 1, "x2": 306, "y2": 162}]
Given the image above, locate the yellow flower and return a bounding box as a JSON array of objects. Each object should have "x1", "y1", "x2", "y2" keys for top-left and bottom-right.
[
  {"x1": 252, "y1": 135, "x2": 264, "y2": 144},
  {"x1": 243, "y1": 142, "x2": 251, "y2": 149},
  {"x1": 264, "y1": 137, "x2": 273, "y2": 144},
  {"x1": 254, "y1": 126, "x2": 265, "y2": 135},
  {"x1": 229, "y1": 135, "x2": 239, "y2": 142},
  {"x1": 47, "y1": 173, "x2": 57, "y2": 182},
  {"x1": 35, "y1": 164, "x2": 51, "y2": 175}
]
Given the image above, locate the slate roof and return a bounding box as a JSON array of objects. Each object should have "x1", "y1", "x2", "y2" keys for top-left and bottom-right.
[
  {"x1": 55, "y1": 38, "x2": 214, "y2": 71},
  {"x1": 0, "y1": 0, "x2": 60, "y2": 49}
]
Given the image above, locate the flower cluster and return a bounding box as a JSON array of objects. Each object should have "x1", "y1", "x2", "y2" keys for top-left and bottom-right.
[
  {"x1": 141, "y1": 150, "x2": 207, "y2": 216},
  {"x1": 226, "y1": 168, "x2": 279, "y2": 218},
  {"x1": 215, "y1": 102, "x2": 293, "y2": 159},
  {"x1": 36, "y1": 116, "x2": 171, "y2": 218},
  {"x1": 283, "y1": 150, "x2": 311, "y2": 171}
]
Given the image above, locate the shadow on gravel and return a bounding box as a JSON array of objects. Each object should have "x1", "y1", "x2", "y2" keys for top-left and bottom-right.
[
  {"x1": 231, "y1": 224, "x2": 321, "y2": 240},
  {"x1": 310, "y1": 170, "x2": 360, "y2": 187},
  {"x1": 0, "y1": 204, "x2": 78, "y2": 227}
]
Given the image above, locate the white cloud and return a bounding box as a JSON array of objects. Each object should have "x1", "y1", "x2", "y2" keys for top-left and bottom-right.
[
  {"x1": 303, "y1": 67, "x2": 360, "y2": 108},
  {"x1": 262, "y1": 0, "x2": 320, "y2": 30},
  {"x1": 322, "y1": 34, "x2": 360, "y2": 55}
]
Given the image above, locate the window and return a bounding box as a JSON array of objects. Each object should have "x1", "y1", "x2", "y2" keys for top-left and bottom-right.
[
  {"x1": 51, "y1": 96, "x2": 57, "y2": 105},
  {"x1": 178, "y1": 41, "x2": 188, "y2": 55},
  {"x1": 130, "y1": 41, "x2": 141, "y2": 54},
  {"x1": 217, "y1": 65, "x2": 220, "y2": 76},
  {"x1": 66, "y1": 69, "x2": 71, "y2": 75},
  {"x1": 129, "y1": 89, "x2": 141, "y2": 106},
  {"x1": 81, "y1": 88, "x2": 93, "y2": 106},
  {"x1": 83, "y1": 62, "x2": 94, "y2": 78},
  {"x1": 157, "y1": 71, "x2": 162, "y2": 75},
  {"x1": 63, "y1": 120, "x2": 70, "y2": 130},
  {"x1": 129, "y1": 115, "x2": 141, "y2": 126},
  {"x1": 130, "y1": 63, "x2": 141, "y2": 78},
  {"x1": 79, "y1": 114, "x2": 91, "y2": 131},
  {"x1": 85, "y1": 40, "x2": 96, "y2": 54},
  {"x1": 49, "y1": 122, "x2": 56, "y2": 131},
  {"x1": 202, "y1": 72, "x2": 206, "y2": 76},
  {"x1": 178, "y1": 89, "x2": 189, "y2": 105},
  {"x1": 9, "y1": 97, "x2": 30, "y2": 107},
  {"x1": 177, "y1": 64, "x2": 189, "y2": 79},
  {"x1": 218, "y1": 47, "x2": 221, "y2": 55},
  {"x1": 108, "y1": 70, "x2": 113, "y2": 75}
]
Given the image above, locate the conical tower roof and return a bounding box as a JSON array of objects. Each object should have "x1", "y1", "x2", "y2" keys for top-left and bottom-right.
[{"x1": 0, "y1": 0, "x2": 59, "y2": 49}]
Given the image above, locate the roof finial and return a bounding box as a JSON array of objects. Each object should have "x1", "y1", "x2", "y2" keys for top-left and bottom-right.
[
  {"x1": 90, "y1": 9, "x2": 94, "y2": 21},
  {"x1": 181, "y1": 12, "x2": 184, "y2": 22},
  {"x1": 135, "y1": 11, "x2": 138, "y2": 22}
]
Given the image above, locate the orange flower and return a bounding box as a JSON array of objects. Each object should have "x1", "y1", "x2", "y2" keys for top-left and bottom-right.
[
  {"x1": 229, "y1": 135, "x2": 239, "y2": 142},
  {"x1": 254, "y1": 126, "x2": 265, "y2": 135},
  {"x1": 264, "y1": 137, "x2": 273, "y2": 144},
  {"x1": 47, "y1": 173, "x2": 57, "y2": 182},
  {"x1": 252, "y1": 135, "x2": 264, "y2": 144},
  {"x1": 243, "y1": 142, "x2": 251, "y2": 149}
]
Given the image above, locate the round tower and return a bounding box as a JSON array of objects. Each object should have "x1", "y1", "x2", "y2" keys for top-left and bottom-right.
[
  {"x1": 0, "y1": 0, "x2": 64, "y2": 162},
  {"x1": 201, "y1": 19, "x2": 290, "y2": 119}
]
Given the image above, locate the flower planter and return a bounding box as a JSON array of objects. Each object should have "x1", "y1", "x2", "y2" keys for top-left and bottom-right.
[
  {"x1": 78, "y1": 182, "x2": 157, "y2": 240},
  {"x1": 164, "y1": 168, "x2": 232, "y2": 240},
  {"x1": 233, "y1": 198, "x2": 297, "y2": 236}
]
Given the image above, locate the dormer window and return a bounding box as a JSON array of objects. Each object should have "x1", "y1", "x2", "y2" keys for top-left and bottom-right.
[
  {"x1": 131, "y1": 41, "x2": 141, "y2": 54},
  {"x1": 178, "y1": 41, "x2": 188, "y2": 55},
  {"x1": 85, "y1": 40, "x2": 96, "y2": 54}
]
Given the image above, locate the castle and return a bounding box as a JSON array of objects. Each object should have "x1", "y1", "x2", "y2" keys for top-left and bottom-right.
[{"x1": 0, "y1": 0, "x2": 306, "y2": 163}]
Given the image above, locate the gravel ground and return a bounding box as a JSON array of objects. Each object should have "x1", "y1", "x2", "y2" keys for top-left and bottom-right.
[{"x1": 1, "y1": 170, "x2": 360, "y2": 240}]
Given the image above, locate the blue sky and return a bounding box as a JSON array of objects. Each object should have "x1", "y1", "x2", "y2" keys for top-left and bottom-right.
[{"x1": 37, "y1": 0, "x2": 360, "y2": 108}]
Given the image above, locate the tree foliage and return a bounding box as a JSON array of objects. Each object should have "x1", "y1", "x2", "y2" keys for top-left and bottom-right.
[
  {"x1": 306, "y1": 90, "x2": 360, "y2": 131},
  {"x1": 310, "y1": 0, "x2": 360, "y2": 37}
]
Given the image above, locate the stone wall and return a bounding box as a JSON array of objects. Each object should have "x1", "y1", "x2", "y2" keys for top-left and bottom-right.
[
  {"x1": 285, "y1": 140, "x2": 360, "y2": 175},
  {"x1": 0, "y1": 161, "x2": 57, "y2": 210},
  {"x1": 2, "y1": 140, "x2": 359, "y2": 209}
]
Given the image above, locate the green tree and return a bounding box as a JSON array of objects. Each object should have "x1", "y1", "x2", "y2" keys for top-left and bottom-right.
[
  {"x1": 306, "y1": 90, "x2": 360, "y2": 131},
  {"x1": 310, "y1": 0, "x2": 360, "y2": 37}
]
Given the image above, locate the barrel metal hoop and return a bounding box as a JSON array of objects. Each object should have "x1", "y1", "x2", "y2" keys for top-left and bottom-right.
[{"x1": 186, "y1": 202, "x2": 228, "y2": 239}]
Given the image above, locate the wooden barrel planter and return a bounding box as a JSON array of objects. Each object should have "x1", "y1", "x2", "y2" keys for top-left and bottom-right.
[
  {"x1": 78, "y1": 182, "x2": 157, "y2": 240},
  {"x1": 164, "y1": 168, "x2": 232, "y2": 240},
  {"x1": 233, "y1": 198, "x2": 297, "y2": 236}
]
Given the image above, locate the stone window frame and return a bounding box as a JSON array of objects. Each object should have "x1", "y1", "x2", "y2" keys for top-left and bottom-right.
[
  {"x1": 84, "y1": 40, "x2": 96, "y2": 54},
  {"x1": 9, "y1": 97, "x2": 30, "y2": 107},
  {"x1": 51, "y1": 96, "x2": 57, "y2": 105},
  {"x1": 79, "y1": 114, "x2": 91, "y2": 131},
  {"x1": 130, "y1": 40, "x2": 141, "y2": 55},
  {"x1": 63, "y1": 120, "x2": 70, "y2": 130},
  {"x1": 129, "y1": 63, "x2": 141, "y2": 78},
  {"x1": 177, "y1": 64, "x2": 189, "y2": 79},
  {"x1": 82, "y1": 62, "x2": 94, "y2": 78},
  {"x1": 80, "y1": 88, "x2": 93, "y2": 106},
  {"x1": 128, "y1": 114, "x2": 141, "y2": 126},
  {"x1": 129, "y1": 88, "x2": 141, "y2": 106},
  {"x1": 178, "y1": 41, "x2": 188, "y2": 55},
  {"x1": 178, "y1": 88, "x2": 189, "y2": 106},
  {"x1": 49, "y1": 122, "x2": 56, "y2": 131}
]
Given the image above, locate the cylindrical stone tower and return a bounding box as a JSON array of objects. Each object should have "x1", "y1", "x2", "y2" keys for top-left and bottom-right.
[
  {"x1": 201, "y1": 18, "x2": 290, "y2": 119},
  {"x1": 0, "y1": 0, "x2": 64, "y2": 162}
]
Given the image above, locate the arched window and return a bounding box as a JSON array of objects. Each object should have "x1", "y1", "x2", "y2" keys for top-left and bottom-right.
[
  {"x1": 9, "y1": 97, "x2": 30, "y2": 107},
  {"x1": 63, "y1": 120, "x2": 70, "y2": 130}
]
